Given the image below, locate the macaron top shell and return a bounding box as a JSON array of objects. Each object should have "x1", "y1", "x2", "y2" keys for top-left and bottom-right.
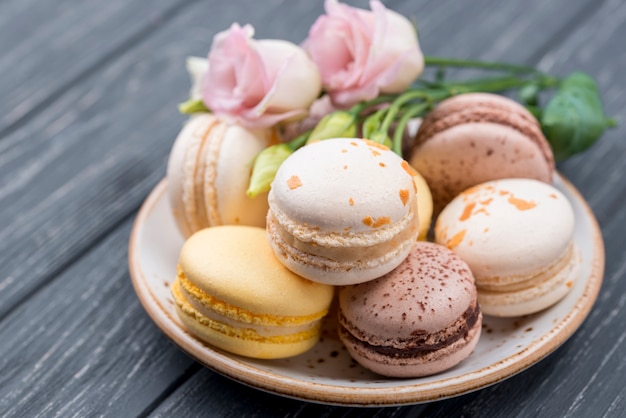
[
  {"x1": 339, "y1": 241, "x2": 477, "y2": 340},
  {"x1": 435, "y1": 178, "x2": 575, "y2": 281},
  {"x1": 269, "y1": 138, "x2": 417, "y2": 235},
  {"x1": 415, "y1": 92, "x2": 554, "y2": 170},
  {"x1": 179, "y1": 226, "x2": 334, "y2": 316}
]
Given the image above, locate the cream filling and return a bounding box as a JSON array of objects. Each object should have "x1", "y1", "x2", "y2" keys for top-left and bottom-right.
[
  {"x1": 172, "y1": 280, "x2": 321, "y2": 344},
  {"x1": 181, "y1": 286, "x2": 318, "y2": 337},
  {"x1": 268, "y1": 197, "x2": 418, "y2": 248},
  {"x1": 193, "y1": 129, "x2": 210, "y2": 230},
  {"x1": 182, "y1": 129, "x2": 206, "y2": 233},
  {"x1": 267, "y1": 211, "x2": 418, "y2": 270},
  {"x1": 202, "y1": 122, "x2": 227, "y2": 227},
  {"x1": 175, "y1": 272, "x2": 325, "y2": 338}
]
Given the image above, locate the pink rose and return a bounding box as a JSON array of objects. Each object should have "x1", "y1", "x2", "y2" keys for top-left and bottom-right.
[
  {"x1": 304, "y1": 0, "x2": 424, "y2": 107},
  {"x1": 202, "y1": 24, "x2": 322, "y2": 128}
]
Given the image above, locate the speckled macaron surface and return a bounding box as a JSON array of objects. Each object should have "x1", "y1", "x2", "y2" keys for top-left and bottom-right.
[
  {"x1": 338, "y1": 241, "x2": 482, "y2": 377},
  {"x1": 409, "y1": 93, "x2": 554, "y2": 213},
  {"x1": 267, "y1": 137, "x2": 420, "y2": 285},
  {"x1": 435, "y1": 178, "x2": 580, "y2": 316}
]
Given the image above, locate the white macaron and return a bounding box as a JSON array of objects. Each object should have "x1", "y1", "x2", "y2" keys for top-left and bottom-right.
[
  {"x1": 266, "y1": 138, "x2": 420, "y2": 285},
  {"x1": 167, "y1": 113, "x2": 274, "y2": 238},
  {"x1": 435, "y1": 178, "x2": 580, "y2": 317}
]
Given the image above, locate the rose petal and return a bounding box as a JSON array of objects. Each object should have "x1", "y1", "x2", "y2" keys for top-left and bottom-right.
[{"x1": 253, "y1": 40, "x2": 321, "y2": 115}]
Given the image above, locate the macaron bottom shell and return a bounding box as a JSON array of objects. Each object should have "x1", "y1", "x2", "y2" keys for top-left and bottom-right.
[
  {"x1": 338, "y1": 318, "x2": 482, "y2": 378},
  {"x1": 478, "y1": 244, "x2": 581, "y2": 317}
]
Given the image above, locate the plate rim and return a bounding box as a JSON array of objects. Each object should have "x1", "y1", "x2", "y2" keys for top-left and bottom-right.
[{"x1": 128, "y1": 175, "x2": 605, "y2": 406}]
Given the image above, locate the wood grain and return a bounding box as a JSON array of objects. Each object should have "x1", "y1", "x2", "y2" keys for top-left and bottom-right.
[
  {"x1": 0, "y1": 0, "x2": 192, "y2": 135},
  {"x1": 0, "y1": 0, "x2": 624, "y2": 416}
]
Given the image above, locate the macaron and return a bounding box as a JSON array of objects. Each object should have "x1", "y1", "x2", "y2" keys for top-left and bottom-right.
[
  {"x1": 435, "y1": 178, "x2": 580, "y2": 317},
  {"x1": 266, "y1": 138, "x2": 420, "y2": 285},
  {"x1": 409, "y1": 93, "x2": 555, "y2": 213},
  {"x1": 338, "y1": 241, "x2": 482, "y2": 378},
  {"x1": 167, "y1": 113, "x2": 275, "y2": 238},
  {"x1": 413, "y1": 169, "x2": 433, "y2": 240},
  {"x1": 171, "y1": 226, "x2": 335, "y2": 359}
]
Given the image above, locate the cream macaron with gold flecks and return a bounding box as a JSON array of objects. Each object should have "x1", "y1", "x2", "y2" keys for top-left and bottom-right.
[
  {"x1": 435, "y1": 178, "x2": 580, "y2": 317},
  {"x1": 167, "y1": 113, "x2": 276, "y2": 238},
  {"x1": 267, "y1": 138, "x2": 421, "y2": 285}
]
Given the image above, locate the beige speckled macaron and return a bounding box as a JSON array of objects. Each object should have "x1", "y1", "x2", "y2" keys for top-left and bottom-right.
[{"x1": 266, "y1": 138, "x2": 421, "y2": 285}]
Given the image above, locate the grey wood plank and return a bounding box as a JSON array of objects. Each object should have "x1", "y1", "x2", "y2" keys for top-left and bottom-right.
[
  {"x1": 0, "y1": 0, "x2": 192, "y2": 135},
  {"x1": 148, "y1": 367, "x2": 429, "y2": 418},
  {"x1": 0, "y1": 219, "x2": 199, "y2": 418}
]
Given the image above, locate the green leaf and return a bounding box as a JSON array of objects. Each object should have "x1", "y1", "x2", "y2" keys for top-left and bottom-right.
[
  {"x1": 541, "y1": 72, "x2": 612, "y2": 161},
  {"x1": 246, "y1": 144, "x2": 293, "y2": 198}
]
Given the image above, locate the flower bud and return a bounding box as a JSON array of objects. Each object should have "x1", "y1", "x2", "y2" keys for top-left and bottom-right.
[
  {"x1": 247, "y1": 144, "x2": 293, "y2": 197},
  {"x1": 306, "y1": 111, "x2": 357, "y2": 144}
]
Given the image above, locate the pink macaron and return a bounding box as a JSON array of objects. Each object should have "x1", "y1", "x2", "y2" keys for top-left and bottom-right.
[
  {"x1": 338, "y1": 241, "x2": 482, "y2": 378},
  {"x1": 409, "y1": 93, "x2": 554, "y2": 213}
]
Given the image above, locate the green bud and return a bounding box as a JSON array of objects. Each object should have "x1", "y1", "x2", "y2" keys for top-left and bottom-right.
[
  {"x1": 518, "y1": 83, "x2": 540, "y2": 106},
  {"x1": 541, "y1": 72, "x2": 613, "y2": 161},
  {"x1": 306, "y1": 111, "x2": 357, "y2": 144},
  {"x1": 246, "y1": 144, "x2": 293, "y2": 198},
  {"x1": 178, "y1": 98, "x2": 210, "y2": 114}
]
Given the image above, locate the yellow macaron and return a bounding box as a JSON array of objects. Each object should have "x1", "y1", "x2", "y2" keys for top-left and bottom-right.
[{"x1": 171, "y1": 225, "x2": 335, "y2": 359}]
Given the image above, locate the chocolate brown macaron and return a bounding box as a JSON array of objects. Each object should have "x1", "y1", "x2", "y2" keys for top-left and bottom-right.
[
  {"x1": 409, "y1": 93, "x2": 554, "y2": 213},
  {"x1": 338, "y1": 241, "x2": 482, "y2": 378}
]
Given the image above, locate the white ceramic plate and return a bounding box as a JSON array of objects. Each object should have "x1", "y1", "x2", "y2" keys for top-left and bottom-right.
[{"x1": 128, "y1": 174, "x2": 604, "y2": 406}]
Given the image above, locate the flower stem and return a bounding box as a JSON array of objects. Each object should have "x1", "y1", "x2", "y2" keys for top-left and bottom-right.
[
  {"x1": 392, "y1": 102, "x2": 430, "y2": 155},
  {"x1": 424, "y1": 55, "x2": 541, "y2": 74}
]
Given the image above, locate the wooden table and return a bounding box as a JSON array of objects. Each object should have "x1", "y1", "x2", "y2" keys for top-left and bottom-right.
[{"x1": 1, "y1": 0, "x2": 624, "y2": 416}]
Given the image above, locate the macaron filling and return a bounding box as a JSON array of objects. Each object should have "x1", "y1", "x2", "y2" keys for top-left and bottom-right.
[
  {"x1": 200, "y1": 121, "x2": 227, "y2": 227},
  {"x1": 267, "y1": 208, "x2": 418, "y2": 264},
  {"x1": 477, "y1": 242, "x2": 576, "y2": 291},
  {"x1": 172, "y1": 274, "x2": 324, "y2": 343},
  {"x1": 338, "y1": 300, "x2": 480, "y2": 358}
]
